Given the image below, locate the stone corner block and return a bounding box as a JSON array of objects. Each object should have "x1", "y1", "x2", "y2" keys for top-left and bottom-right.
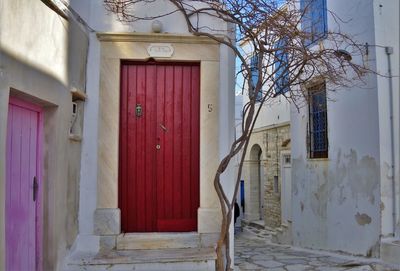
[
  {"x1": 198, "y1": 207, "x2": 221, "y2": 233},
  {"x1": 99, "y1": 235, "x2": 116, "y2": 252},
  {"x1": 94, "y1": 208, "x2": 121, "y2": 235}
]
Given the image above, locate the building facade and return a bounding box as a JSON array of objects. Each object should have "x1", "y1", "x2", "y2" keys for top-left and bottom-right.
[
  {"x1": 290, "y1": 0, "x2": 400, "y2": 263},
  {"x1": 65, "y1": 1, "x2": 236, "y2": 270},
  {"x1": 1, "y1": 0, "x2": 236, "y2": 270},
  {"x1": 240, "y1": 93, "x2": 292, "y2": 230}
]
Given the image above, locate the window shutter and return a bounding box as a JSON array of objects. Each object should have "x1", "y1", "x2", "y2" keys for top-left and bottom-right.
[
  {"x1": 250, "y1": 54, "x2": 259, "y2": 89},
  {"x1": 301, "y1": 0, "x2": 312, "y2": 45},
  {"x1": 314, "y1": 0, "x2": 327, "y2": 40},
  {"x1": 250, "y1": 54, "x2": 262, "y2": 101},
  {"x1": 275, "y1": 39, "x2": 289, "y2": 94},
  {"x1": 302, "y1": 0, "x2": 327, "y2": 45}
]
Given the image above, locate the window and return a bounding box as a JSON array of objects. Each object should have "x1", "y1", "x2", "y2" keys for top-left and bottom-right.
[
  {"x1": 275, "y1": 39, "x2": 290, "y2": 94},
  {"x1": 250, "y1": 53, "x2": 263, "y2": 102},
  {"x1": 300, "y1": 0, "x2": 327, "y2": 45},
  {"x1": 308, "y1": 82, "x2": 328, "y2": 158},
  {"x1": 283, "y1": 154, "x2": 291, "y2": 165}
]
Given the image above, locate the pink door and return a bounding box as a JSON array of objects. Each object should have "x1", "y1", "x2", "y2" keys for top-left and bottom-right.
[{"x1": 6, "y1": 98, "x2": 42, "y2": 271}]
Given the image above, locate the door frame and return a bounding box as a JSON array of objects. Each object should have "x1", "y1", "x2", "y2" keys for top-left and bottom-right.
[
  {"x1": 280, "y1": 150, "x2": 291, "y2": 225},
  {"x1": 94, "y1": 33, "x2": 223, "y2": 237},
  {"x1": 6, "y1": 97, "x2": 43, "y2": 271}
]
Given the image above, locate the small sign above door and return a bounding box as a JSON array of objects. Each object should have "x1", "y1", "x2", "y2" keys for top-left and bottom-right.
[{"x1": 147, "y1": 43, "x2": 174, "y2": 58}]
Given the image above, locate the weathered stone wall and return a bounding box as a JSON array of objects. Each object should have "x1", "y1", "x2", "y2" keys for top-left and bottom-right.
[
  {"x1": 264, "y1": 124, "x2": 290, "y2": 228},
  {"x1": 242, "y1": 123, "x2": 290, "y2": 228}
]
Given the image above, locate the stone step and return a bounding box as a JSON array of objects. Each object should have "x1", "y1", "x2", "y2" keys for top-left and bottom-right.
[
  {"x1": 241, "y1": 219, "x2": 265, "y2": 230},
  {"x1": 65, "y1": 247, "x2": 216, "y2": 271},
  {"x1": 380, "y1": 238, "x2": 400, "y2": 266},
  {"x1": 117, "y1": 232, "x2": 200, "y2": 250}
]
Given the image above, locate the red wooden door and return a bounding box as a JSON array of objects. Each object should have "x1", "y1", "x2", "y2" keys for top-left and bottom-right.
[
  {"x1": 119, "y1": 62, "x2": 200, "y2": 232},
  {"x1": 6, "y1": 98, "x2": 42, "y2": 271}
]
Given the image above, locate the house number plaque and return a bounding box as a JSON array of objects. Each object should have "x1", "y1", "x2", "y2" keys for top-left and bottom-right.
[{"x1": 147, "y1": 43, "x2": 174, "y2": 58}]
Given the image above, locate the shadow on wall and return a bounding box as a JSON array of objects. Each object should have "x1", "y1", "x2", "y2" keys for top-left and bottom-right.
[{"x1": 1, "y1": 15, "x2": 88, "y2": 269}]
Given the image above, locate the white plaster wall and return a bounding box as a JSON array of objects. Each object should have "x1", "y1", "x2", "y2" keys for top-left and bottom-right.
[
  {"x1": 72, "y1": 0, "x2": 234, "y2": 35},
  {"x1": 241, "y1": 93, "x2": 291, "y2": 130},
  {"x1": 74, "y1": 33, "x2": 101, "y2": 248},
  {"x1": 219, "y1": 41, "x2": 237, "y2": 264},
  {"x1": 291, "y1": 0, "x2": 382, "y2": 256},
  {"x1": 373, "y1": 0, "x2": 400, "y2": 238},
  {"x1": 0, "y1": 1, "x2": 89, "y2": 269},
  {"x1": 235, "y1": 95, "x2": 243, "y2": 139},
  {"x1": 0, "y1": 0, "x2": 68, "y2": 85}
]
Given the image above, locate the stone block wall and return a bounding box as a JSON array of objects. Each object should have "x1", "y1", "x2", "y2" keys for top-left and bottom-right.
[{"x1": 263, "y1": 124, "x2": 290, "y2": 228}]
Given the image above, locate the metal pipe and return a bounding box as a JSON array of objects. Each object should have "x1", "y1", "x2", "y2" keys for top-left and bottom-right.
[{"x1": 385, "y1": 46, "x2": 396, "y2": 235}]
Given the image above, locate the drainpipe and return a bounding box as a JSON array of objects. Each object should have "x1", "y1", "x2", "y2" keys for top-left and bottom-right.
[{"x1": 385, "y1": 46, "x2": 396, "y2": 236}]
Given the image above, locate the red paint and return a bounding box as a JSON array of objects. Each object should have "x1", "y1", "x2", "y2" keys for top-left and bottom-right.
[
  {"x1": 119, "y1": 62, "x2": 200, "y2": 232},
  {"x1": 6, "y1": 97, "x2": 43, "y2": 271}
]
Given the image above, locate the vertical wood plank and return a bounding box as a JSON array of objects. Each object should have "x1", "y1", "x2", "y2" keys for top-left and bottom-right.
[
  {"x1": 5, "y1": 105, "x2": 13, "y2": 270},
  {"x1": 28, "y1": 111, "x2": 37, "y2": 269},
  {"x1": 156, "y1": 65, "x2": 166, "y2": 225},
  {"x1": 145, "y1": 64, "x2": 157, "y2": 231},
  {"x1": 173, "y1": 66, "x2": 183, "y2": 219},
  {"x1": 182, "y1": 66, "x2": 192, "y2": 218},
  {"x1": 164, "y1": 65, "x2": 174, "y2": 221},
  {"x1": 191, "y1": 65, "x2": 201, "y2": 221},
  {"x1": 129, "y1": 65, "x2": 138, "y2": 231},
  {"x1": 136, "y1": 65, "x2": 147, "y2": 231}
]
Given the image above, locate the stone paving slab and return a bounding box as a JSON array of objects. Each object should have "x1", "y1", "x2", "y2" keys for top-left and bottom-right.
[{"x1": 234, "y1": 226, "x2": 399, "y2": 271}]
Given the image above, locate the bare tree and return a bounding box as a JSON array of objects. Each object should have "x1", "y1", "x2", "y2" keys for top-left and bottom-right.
[{"x1": 104, "y1": 1, "x2": 367, "y2": 270}]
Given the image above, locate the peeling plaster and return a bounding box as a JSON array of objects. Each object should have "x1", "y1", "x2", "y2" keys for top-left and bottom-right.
[
  {"x1": 292, "y1": 149, "x2": 380, "y2": 256},
  {"x1": 355, "y1": 212, "x2": 372, "y2": 226}
]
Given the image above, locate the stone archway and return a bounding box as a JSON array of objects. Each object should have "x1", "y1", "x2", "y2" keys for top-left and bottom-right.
[{"x1": 246, "y1": 144, "x2": 264, "y2": 221}]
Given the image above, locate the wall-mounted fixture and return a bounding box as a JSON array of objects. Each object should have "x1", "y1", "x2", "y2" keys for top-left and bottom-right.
[
  {"x1": 69, "y1": 88, "x2": 86, "y2": 141},
  {"x1": 334, "y1": 49, "x2": 352, "y2": 61},
  {"x1": 152, "y1": 20, "x2": 163, "y2": 33}
]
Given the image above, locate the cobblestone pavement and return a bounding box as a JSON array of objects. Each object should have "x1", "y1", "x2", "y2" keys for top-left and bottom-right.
[{"x1": 234, "y1": 226, "x2": 400, "y2": 271}]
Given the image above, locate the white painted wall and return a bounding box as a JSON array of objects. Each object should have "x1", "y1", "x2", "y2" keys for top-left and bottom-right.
[
  {"x1": 373, "y1": 0, "x2": 400, "y2": 238},
  {"x1": 290, "y1": 0, "x2": 400, "y2": 256},
  {"x1": 0, "y1": 1, "x2": 89, "y2": 270},
  {"x1": 0, "y1": 0, "x2": 69, "y2": 85},
  {"x1": 71, "y1": 0, "x2": 233, "y2": 35},
  {"x1": 238, "y1": 39, "x2": 291, "y2": 131},
  {"x1": 219, "y1": 41, "x2": 237, "y2": 263}
]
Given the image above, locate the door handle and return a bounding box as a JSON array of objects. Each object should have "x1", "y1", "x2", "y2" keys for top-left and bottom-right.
[{"x1": 33, "y1": 176, "x2": 38, "y2": 202}]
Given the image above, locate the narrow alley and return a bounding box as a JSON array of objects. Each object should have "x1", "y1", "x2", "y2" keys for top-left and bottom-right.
[{"x1": 235, "y1": 226, "x2": 399, "y2": 271}]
